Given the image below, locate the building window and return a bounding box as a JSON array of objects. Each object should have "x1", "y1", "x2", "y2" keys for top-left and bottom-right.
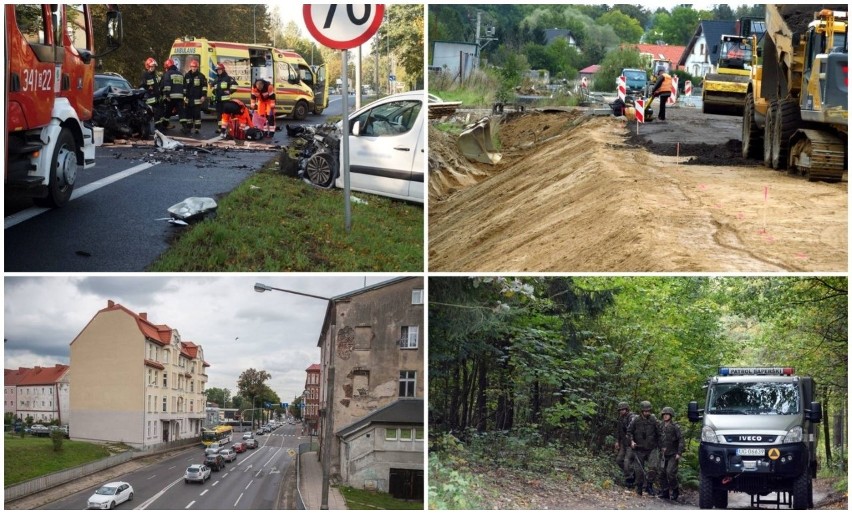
[
  {"x1": 400, "y1": 326, "x2": 418, "y2": 349},
  {"x1": 400, "y1": 428, "x2": 413, "y2": 440},
  {"x1": 163, "y1": 373, "x2": 168, "y2": 388},
  {"x1": 162, "y1": 397, "x2": 167, "y2": 412},
  {"x1": 163, "y1": 350, "x2": 170, "y2": 364},
  {"x1": 385, "y1": 428, "x2": 398, "y2": 441},
  {"x1": 190, "y1": 400, "x2": 194, "y2": 413},
  {"x1": 700, "y1": 43, "x2": 705, "y2": 55},
  {"x1": 399, "y1": 371, "x2": 416, "y2": 398},
  {"x1": 411, "y1": 288, "x2": 423, "y2": 304},
  {"x1": 190, "y1": 380, "x2": 194, "y2": 393},
  {"x1": 415, "y1": 427, "x2": 424, "y2": 440}
]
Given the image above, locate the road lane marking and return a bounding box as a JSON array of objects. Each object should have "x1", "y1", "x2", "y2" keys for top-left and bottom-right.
[
  {"x1": 245, "y1": 480, "x2": 253, "y2": 490},
  {"x1": 234, "y1": 493, "x2": 243, "y2": 507},
  {"x1": 147, "y1": 475, "x2": 157, "y2": 480},
  {"x1": 263, "y1": 448, "x2": 281, "y2": 467},
  {"x1": 222, "y1": 472, "x2": 229, "y2": 477},
  {"x1": 4, "y1": 162, "x2": 158, "y2": 230},
  {"x1": 168, "y1": 465, "x2": 176, "y2": 470},
  {"x1": 200, "y1": 489, "x2": 208, "y2": 496},
  {"x1": 133, "y1": 476, "x2": 183, "y2": 510},
  {"x1": 212, "y1": 481, "x2": 219, "y2": 487},
  {"x1": 185, "y1": 501, "x2": 195, "y2": 509}
]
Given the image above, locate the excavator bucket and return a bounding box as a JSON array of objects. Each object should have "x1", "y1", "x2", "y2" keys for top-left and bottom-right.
[
  {"x1": 702, "y1": 73, "x2": 750, "y2": 116},
  {"x1": 457, "y1": 116, "x2": 502, "y2": 165}
]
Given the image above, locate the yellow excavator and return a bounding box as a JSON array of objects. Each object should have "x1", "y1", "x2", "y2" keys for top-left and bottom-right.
[{"x1": 702, "y1": 18, "x2": 763, "y2": 116}]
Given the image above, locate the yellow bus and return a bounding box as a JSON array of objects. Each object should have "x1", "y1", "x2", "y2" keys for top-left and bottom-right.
[
  {"x1": 201, "y1": 425, "x2": 233, "y2": 447},
  {"x1": 168, "y1": 37, "x2": 329, "y2": 120}
]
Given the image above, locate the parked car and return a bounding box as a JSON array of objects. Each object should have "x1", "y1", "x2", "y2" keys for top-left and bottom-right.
[
  {"x1": 300, "y1": 90, "x2": 425, "y2": 203},
  {"x1": 50, "y1": 425, "x2": 70, "y2": 438},
  {"x1": 232, "y1": 441, "x2": 247, "y2": 453},
  {"x1": 242, "y1": 431, "x2": 253, "y2": 440},
  {"x1": 204, "y1": 453, "x2": 225, "y2": 471},
  {"x1": 184, "y1": 464, "x2": 211, "y2": 484},
  {"x1": 244, "y1": 438, "x2": 258, "y2": 449},
  {"x1": 94, "y1": 72, "x2": 133, "y2": 94},
  {"x1": 219, "y1": 448, "x2": 237, "y2": 462},
  {"x1": 29, "y1": 424, "x2": 50, "y2": 436},
  {"x1": 87, "y1": 481, "x2": 134, "y2": 509}
]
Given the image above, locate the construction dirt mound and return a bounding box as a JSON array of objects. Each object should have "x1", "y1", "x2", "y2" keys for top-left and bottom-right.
[{"x1": 428, "y1": 107, "x2": 847, "y2": 272}]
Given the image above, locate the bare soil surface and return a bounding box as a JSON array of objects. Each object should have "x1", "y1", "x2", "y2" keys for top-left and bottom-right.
[
  {"x1": 466, "y1": 465, "x2": 847, "y2": 510},
  {"x1": 428, "y1": 107, "x2": 847, "y2": 272}
]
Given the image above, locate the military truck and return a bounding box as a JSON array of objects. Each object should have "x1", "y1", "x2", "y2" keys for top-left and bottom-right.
[{"x1": 687, "y1": 367, "x2": 822, "y2": 510}]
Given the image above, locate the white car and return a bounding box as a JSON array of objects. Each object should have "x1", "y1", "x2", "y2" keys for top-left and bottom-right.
[
  {"x1": 242, "y1": 432, "x2": 253, "y2": 440},
  {"x1": 305, "y1": 90, "x2": 425, "y2": 203},
  {"x1": 184, "y1": 464, "x2": 211, "y2": 484},
  {"x1": 87, "y1": 481, "x2": 133, "y2": 509}
]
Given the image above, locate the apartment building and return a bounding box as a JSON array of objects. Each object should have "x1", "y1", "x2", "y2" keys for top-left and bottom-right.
[
  {"x1": 4, "y1": 368, "x2": 30, "y2": 417},
  {"x1": 316, "y1": 277, "x2": 424, "y2": 499},
  {"x1": 13, "y1": 365, "x2": 71, "y2": 424},
  {"x1": 69, "y1": 300, "x2": 209, "y2": 449},
  {"x1": 304, "y1": 363, "x2": 320, "y2": 436}
]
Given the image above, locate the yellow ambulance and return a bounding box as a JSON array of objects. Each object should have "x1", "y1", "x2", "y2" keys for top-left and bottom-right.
[{"x1": 168, "y1": 37, "x2": 329, "y2": 119}]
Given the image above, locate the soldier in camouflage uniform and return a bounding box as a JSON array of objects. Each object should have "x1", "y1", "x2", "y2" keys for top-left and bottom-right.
[
  {"x1": 614, "y1": 402, "x2": 637, "y2": 487},
  {"x1": 657, "y1": 406, "x2": 684, "y2": 500},
  {"x1": 627, "y1": 400, "x2": 660, "y2": 496}
]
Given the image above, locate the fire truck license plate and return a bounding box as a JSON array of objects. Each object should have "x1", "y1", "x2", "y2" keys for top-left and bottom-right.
[{"x1": 736, "y1": 448, "x2": 765, "y2": 456}]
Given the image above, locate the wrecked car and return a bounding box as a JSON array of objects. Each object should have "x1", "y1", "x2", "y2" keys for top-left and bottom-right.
[
  {"x1": 92, "y1": 85, "x2": 154, "y2": 142},
  {"x1": 283, "y1": 90, "x2": 425, "y2": 204}
]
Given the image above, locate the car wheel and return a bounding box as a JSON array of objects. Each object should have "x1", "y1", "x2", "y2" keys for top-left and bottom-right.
[
  {"x1": 305, "y1": 152, "x2": 336, "y2": 188},
  {"x1": 128, "y1": 492, "x2": 133, "y2": 501},
  {"x1": 185, "y1": 479, "x2": 189, "y2": 483},
  {"x1": 33, "y1": 128, "x2": 76, "y2": 208},
  {"x1": 109, "y1": 501, "x2": 115, "y2": 510}
]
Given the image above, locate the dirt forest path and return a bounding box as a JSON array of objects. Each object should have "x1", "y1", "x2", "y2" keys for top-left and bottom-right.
[{"x1": 428, "y1": 108, "x2": 847, "y2": 272}]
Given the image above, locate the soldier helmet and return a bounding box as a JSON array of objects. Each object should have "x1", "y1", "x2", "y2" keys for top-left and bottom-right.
[
  {"x1": 661, "y1": 407, "x2": 675, "y2": 417},
  {"x1": 145, "y1": 57, "x2": 157, "y2": 68},
  {"x1": 164, "y1": 59, "x2": 175, "y2": 69},
  {"x1": 639, "y1": 400, "x2": 652, "y2": 410},
  {"x1": 617, "y1": 402, "x2": 629, "y2": 410}
]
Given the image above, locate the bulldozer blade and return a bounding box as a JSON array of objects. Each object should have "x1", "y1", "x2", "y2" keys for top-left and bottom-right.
[{"x1": 458, "y1": 116, "x2": 502, "y2": 165}]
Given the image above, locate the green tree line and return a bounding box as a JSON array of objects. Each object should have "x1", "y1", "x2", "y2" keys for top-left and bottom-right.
[{"x1": 430, "y1": 277, "x2": 847, "y2": 456}]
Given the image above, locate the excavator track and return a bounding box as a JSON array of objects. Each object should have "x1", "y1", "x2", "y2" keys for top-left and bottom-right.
[{"x1": 789, "y1": 129, "x2": 847, "y2": 183}]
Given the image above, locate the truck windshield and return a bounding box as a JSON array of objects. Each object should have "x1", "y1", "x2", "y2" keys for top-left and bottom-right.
[
  {"x1": 707, "y1": 382, "x2": 799, "y2": 415},
  {"x1": 624, "y1": 71, "x2": 646, "y2": 82}
]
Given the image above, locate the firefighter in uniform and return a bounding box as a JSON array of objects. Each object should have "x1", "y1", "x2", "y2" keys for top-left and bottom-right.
[
  {"x1": 250, "y1": 78, "x2": 276, "y2": 138},
  {"x1": 210, "y1": 63, "x2": 239, "y2": 136},
  {"x1": 160, "y1": 59, "x2": 185, "y2": 130},
  {"x1": 657, "y1": 407, "x2": 684, "y2": 501},
  {"x1": 139, "y1": 58, "x2": 163, "y2": 129},
  {"x1": 182, "y1": 59, "x2": 207, "y2": 135},
  {"x1": 615, "y1": 402, "x2": 637, "y2": 487},
  {"x1": 627, "y1": 400, "x2": 660, "y2": 496}
]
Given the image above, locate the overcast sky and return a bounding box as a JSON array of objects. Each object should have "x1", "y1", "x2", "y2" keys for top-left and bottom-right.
[{"x1": 4, "y1": 276, "x2": 399, "y2": 403}]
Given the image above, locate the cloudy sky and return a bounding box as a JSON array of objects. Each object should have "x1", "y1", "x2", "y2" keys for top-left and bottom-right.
[{"x1": 4, "y1": 275, "x2": 399, "y2": 403}]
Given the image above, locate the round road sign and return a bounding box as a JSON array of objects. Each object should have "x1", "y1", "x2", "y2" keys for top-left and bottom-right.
[{"x1": 303, "y1": 4, "x2": 385, "y2": 50}]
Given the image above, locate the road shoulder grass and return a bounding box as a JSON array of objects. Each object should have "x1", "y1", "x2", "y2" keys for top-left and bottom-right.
[
  {"x1": 339, "y1": 485, "x2": 423, "y2": 509},
  {"x1": 4, "y1": 435, "x2": 112, "y2": 486},
  {"x1": 148, "y1": 158, "x2": 424, "y2": 271}
]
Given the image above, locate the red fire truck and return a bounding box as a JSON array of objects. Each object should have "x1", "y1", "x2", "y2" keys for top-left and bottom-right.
[{"x1": 6, "y1": 5, "x2": 122, "y2": 207}]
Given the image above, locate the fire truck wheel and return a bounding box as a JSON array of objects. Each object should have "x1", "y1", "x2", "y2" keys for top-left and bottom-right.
[
  {"x1": 293, "y1": 101, "x2": 308, "y2": 121},
  {"x1": 34, "y1": 128, "x2": 76, "y2": 208}
]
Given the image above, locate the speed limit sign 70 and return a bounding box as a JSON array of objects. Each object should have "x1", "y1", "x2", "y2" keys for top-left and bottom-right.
[{"x1": 303, "y1": 4, "x2": 385, "y2": 50}]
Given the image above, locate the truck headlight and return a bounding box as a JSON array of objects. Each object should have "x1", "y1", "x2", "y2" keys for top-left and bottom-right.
[
  {"x1": 783, "y1": 425, "x2": 803, "y2": 443},
  {"x1": 701, "y1": 425, "x2": 719, "y2": 443}
]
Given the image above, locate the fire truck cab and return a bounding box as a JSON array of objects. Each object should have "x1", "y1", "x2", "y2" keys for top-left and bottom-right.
[{"x1": 6, "y1": 4, "x2": 122, "y2": 207}]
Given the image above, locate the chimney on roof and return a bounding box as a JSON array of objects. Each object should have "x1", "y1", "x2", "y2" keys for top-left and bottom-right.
[
  {"x1": 108, "y1": 300, "x2": 115, "y2": 308},
  {"x1": 140, "y1": 312, "x2": 147, "y2": 320}
]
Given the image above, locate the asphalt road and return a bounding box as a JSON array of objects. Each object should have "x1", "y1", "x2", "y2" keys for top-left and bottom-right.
[
  {"x1": 4, "y1": 96, "x2": 355, "y2": 272},
  {"x1": 41, "y1": 422, "x2": 304, "y2": 510}
]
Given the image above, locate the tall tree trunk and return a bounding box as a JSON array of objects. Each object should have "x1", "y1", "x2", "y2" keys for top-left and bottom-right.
[
  {"x1": 822, "y1": 388, "x2": 832, "y2": 464},
  {"x1": 461, "y1": 360, "x2": 473, "y2": 432},
  {"x1": 532, "y1": 379, "x2": 541, "y2": 425},
  {"x1": 448, "y1": 362, "x2": 460, "y2": 432},
  {"x1": 476, "y1": 357, "x2": 488, "y2": 433}
]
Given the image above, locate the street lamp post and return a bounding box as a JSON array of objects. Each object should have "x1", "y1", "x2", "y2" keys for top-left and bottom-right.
[
  {"x1": 253, "y1": 283, "x2": 332, "y2": 508},
  {"x1": 252, "y1": 5, "x2": 259, "y2": 44}
]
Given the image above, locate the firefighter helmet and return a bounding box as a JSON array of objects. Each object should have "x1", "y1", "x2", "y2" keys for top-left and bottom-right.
[
  {"x1": 661, "y1": 407, "x2": 675, "y2": 417},
  {"x1": 189, "y1": 59, "x2": 199, "y2": 68},
  {"x1": 617, "y1": 402, "x2": 629, "y2": 411},
  {"x1": 639, "y1": 401, "x2": 652, "y2": 411},
  {"x1": 164, "y1": 59, "x2": 175, "y2": 69},
  {"x1": 216, "y1": 63, "x2": 226, "y2": 72},
  {"x1": 145, "y1": 57, "x2": 157, "y2": 68}
]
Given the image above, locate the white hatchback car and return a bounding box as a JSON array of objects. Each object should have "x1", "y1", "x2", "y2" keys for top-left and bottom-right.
[
  {"x1": 305, "y1": 91, "x2": 425, "y2": 203},
  {"x1": 87, "y1": 481, "x2": 133, "y2": 509}
]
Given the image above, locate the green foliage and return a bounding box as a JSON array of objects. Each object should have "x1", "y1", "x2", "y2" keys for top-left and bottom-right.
[
  {"x1": 338, "y1": 485, "x2": 422, "y2": 510},
  {"x1": 648, "y1": 6, "x2": 714, "y2": 45},
  {"x1": 50, "y1": 429, "x2": 65, "y2": 451},
  {"x1": 5, "y1": 435, "x2": 111, "y2": 486},
  {"x1": 593, "y1": 47, "x2": 644, "y2": 92},
  {"x1": 379, "y1": 5, "x2": 424, "y2": 90},
  {"x1": 597, "y1": 10, "x2": 644, "y2": 44},
  {"x1": 428, "y1": 451, "x2": 482, "y2": 509}
]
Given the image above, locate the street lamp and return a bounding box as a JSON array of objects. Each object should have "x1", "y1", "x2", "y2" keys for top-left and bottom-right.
[
  {"x1": 252, "y1": 5, "x2": 260, "y2": 44},
  {"x1": 253, "y1": 282, "x2": 332, "y2": 509}
]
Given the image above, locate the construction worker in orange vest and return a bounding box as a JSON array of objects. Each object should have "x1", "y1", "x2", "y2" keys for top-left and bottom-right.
[
  {"x1": 251, "y1": 78, "x2": 276, "y2": 138},
  {"x1": 650, "y1": 68, "x2": 674, "y2": 122}
]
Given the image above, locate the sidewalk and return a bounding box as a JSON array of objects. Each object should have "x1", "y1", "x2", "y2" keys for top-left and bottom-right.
[{"x1": 299, "y1": 450, "x2": 347, "y2": 510}]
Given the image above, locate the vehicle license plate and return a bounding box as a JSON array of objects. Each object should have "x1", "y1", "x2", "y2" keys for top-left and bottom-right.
[{"x1": 736, "y1": 448, "x2": 765, "y2": 456}]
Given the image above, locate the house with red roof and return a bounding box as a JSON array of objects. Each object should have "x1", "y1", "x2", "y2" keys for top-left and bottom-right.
[
  {"x1": 630, "y1": 43, "x2": 688, "y2": 71},
  {"x1": 69, "y1": 300, "x2": 209, "y2": 449},
  {"x1": 13, "y1": 364, "x2": 71, "y2": 424},
  {"x1": 303, "y1": 363, "x2": 321, "y2": 436},
  {"x1": 4, "y1": 367, "x2": 30, "y2": 417}
]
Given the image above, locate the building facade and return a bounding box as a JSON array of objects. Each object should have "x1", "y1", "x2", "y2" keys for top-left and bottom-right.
[
  {"x1": 304, "y1": 363, "x2": 320, "y2": 436},
  {"x1": 4, "y1": 368, "x2": 30, "y2": 417},
  {"x1": 5, "y1": 366, "x2": 71, "y2": 424},
  {"x1": 316, "y1": 277, "x2": 424, "y2": 499},
  {"x1": 69, "y1": 300, "x2": 209, "y2": 449}
]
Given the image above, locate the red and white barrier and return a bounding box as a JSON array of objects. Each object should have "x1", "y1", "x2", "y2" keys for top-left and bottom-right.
[
  {"x1": 635, "y1": 98, "x2": 645, "y2": 124},
  {"x1": 684, "y1": 80, "x2": 693, "y2": 96},
  {"x1": 617, "y1": 75, "x2": 626, "y2": 102},
  {"x1": 668, "y1": 75, "x2": 679, "y2": 105},
  {"x1": 581, "y1": 76, "x2": 588, "y2": 89}
]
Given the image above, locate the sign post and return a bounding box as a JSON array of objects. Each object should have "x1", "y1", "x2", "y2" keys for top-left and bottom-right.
[{"x1": 303, "y1": 5, "x2": 385, "y2": 233}]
